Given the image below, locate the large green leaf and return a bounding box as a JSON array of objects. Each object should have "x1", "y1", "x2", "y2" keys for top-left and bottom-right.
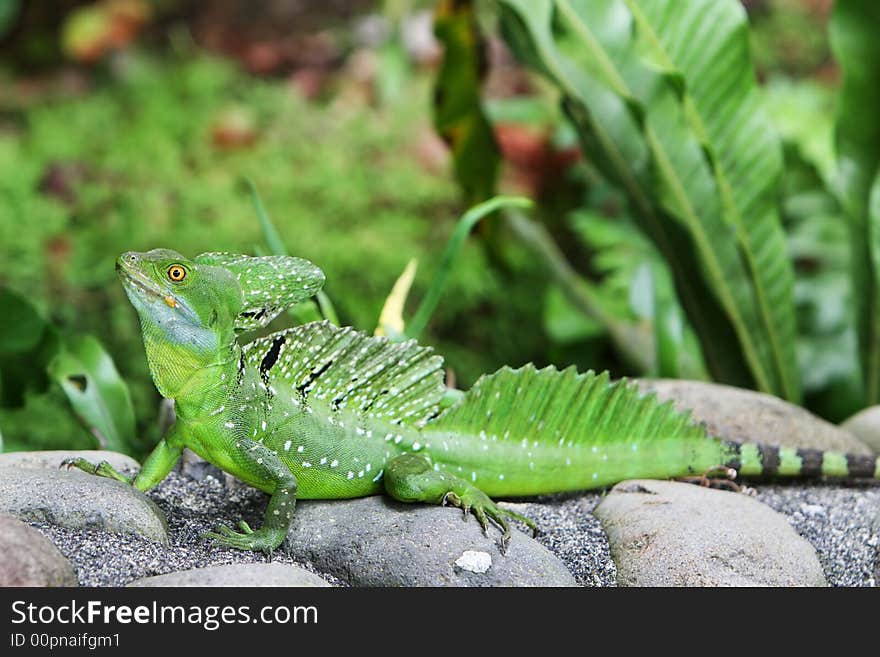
[
  {"x1": 405, "y1": 196, "x2": 533, "y2": 339},
  {"x1": 781, "y1": 145, "x2": 861, "y2": 420},
  {"x1": 830, "y1": 0, "x2": 880, "y2": 403},
  {"x1": 433, "y1": 0, "x2": 499, "y2": 204},
  {"x1": 0, "y1": 287, "x2": 49, "y2": 355},
  {"x1": 0, "y1": 288, "x2": 58, "y2": 407},
  {"x1": 0, "y1": 0, "x2": 19, "y2": 40},
  {"x1": 496, "y1": 0, "x2": 800, "y2": 401},
  {"x1": 47, "y1": 335, "x2": 136, "y2": 454},
  {"x1": 566, "y1": 204, "x2": 706, "y2": 379}
]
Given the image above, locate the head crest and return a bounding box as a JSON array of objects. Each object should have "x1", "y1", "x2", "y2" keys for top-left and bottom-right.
[{"x1": 195, "y1": 252, "x2": 325, "y2": 331}]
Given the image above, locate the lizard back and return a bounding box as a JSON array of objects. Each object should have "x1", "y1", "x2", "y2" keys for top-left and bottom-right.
[{"x1": 241, "y1": 321, "x2": 446, "y2": 498}]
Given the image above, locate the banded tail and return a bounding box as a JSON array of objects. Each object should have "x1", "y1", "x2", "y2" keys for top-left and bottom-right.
[
  {"x1": 422, "y1": 365, "x2": 880, "y2": 496},
  {"x1": 723, "y1": 440, "x2": 880, "y2": 481}
]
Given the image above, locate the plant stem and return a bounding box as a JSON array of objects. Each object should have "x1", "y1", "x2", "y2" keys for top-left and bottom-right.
[
  {"x1": 503, "y1": 208, "x2": 653, "y2": 372},
  {"x1": 248, "y1": 178, "x2": 341, "y2": 325},
  {"x1": 405, "y1": 195, "x2": 533, "y2": 339}
]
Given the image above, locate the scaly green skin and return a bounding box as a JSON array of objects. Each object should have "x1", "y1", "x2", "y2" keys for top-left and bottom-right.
[{"x1": 66, "y1": 249, "x2": 880, "y2": 553}]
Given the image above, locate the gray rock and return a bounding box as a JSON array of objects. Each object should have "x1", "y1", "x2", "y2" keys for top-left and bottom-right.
[
  {"x1": 0, "y1": 450, "x2": 140, "y2": 473},
  {"x1": 127, "y1": 563, "x2": 331, "y2": 587},
  {"x1": 635, "y1": 379, "x2": 872, "y2": 455},
  {"x1": 594, "y1": 480, "x2": 827, "y2": 587},
  {"x1": 841, "y1": 406, "x2": 880, "y2": 456},
  {"x1": 178, "y1": 448, "x2": 225, "y2": 482},
  {"x1": 0, "y1": 513, "x2": 78, "y2": 586},
  {"x1": 0, "y1": 467, "x2": 168, "y2": 543},
  {"x1": 11, "y1": 469, "x2": 876, "y2": 587},
  {"x1": 284, "y1": 496, "x2": 577, "y2": 587}
]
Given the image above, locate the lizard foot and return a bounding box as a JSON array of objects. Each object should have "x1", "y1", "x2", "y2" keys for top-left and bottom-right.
[
  {"x1": 442, "y1": 490, "x2": 537, "y2": 553},
  {"x1": 677, "y1": 465, "x2": 741, "y2": 492},
  {"x1": 204, "y1": 520, "x2": 286, "y2": 554},
  {"x1": 60, "y1": 457, "x2": 132, "y2": 484}
]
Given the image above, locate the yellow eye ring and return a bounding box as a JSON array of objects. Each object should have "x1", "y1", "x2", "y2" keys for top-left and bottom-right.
[{"x1": 167, "y1": 265, "x2": 187, "y2": 282}]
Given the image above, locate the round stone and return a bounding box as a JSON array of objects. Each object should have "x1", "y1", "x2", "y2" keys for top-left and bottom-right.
[
  {"x1": 0, "y1": 513, "x2": 78, "y2": 586},
  {"x1": 595, "y1": 479, "x2": 827, "y2": 587}
]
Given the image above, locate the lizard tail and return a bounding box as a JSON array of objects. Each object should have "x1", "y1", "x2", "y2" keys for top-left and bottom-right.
[{"x1": 723, "y1": 440, "x2": 880, "y2": 480}]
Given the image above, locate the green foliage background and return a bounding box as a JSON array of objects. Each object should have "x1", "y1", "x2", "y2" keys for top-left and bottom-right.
[
  {"x1": 1, "y1": 0, "x2": 876, "y2": 455},
  {"x1": 0, "y1": 52, "x2": 549, "y2": 454}
]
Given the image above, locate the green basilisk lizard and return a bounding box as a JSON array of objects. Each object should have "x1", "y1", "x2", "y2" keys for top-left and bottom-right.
[{"x1": 65, "y1": 249, "x2": 880, "y2": 553}]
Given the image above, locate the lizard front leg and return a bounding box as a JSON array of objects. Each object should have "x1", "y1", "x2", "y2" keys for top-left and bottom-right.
[
  {"x1": 62, "y1": 428, "x2": 184, "y2": 492},
  {"x1": 204, "y1": 437, "x2": 297, "y2": 554},
  {"x1": 384, "y1": 453, "x2": 536, "y2": 552}
]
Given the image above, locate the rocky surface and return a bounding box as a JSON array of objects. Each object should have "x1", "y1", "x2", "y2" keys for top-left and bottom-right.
[
  {"x1": 635, "y1": 379, "x2": 872, "y2": 454},
  {"x1": 1, "y1": 442, "x2": 877, "y2": 587},
  {"x1": 0, "y1": 449, "x2": 140, "y2": 472},
  {"x1": 128, "y1": 563, "x2": 331, "y2": 587},
  {"x1": 594, "y1": 480, "x2": 828, "y2": 586},
  {"x1": 841, "y1": 406, "x2": 880, "y2": 456},
  {"x1": 0, "y1": 513, "x2": 78, "y2": 587},
  {"x1": 0, "y1": 466, "x2": 168, "y2": 543},
  {"x1": 283, "y1": 496, "x2": 576, "y2": 586}
]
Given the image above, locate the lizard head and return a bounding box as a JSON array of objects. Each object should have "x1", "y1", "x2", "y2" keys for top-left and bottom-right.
[
  {"x1": 117, "y1": 249, "x2": 244, "y2": 338},
  {"x1": 117, "y1": 249, "x2": 244, "y2": 397}
]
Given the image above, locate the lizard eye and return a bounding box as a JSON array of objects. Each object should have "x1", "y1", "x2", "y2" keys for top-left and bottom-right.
[{"x1": 167, "y1": 265, "x2": 187, "y2": 282}]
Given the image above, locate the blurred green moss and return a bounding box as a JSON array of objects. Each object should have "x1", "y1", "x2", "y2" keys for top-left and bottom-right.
[{"x1": 0, "y1": 53, "x2": 549, "y2": 452}]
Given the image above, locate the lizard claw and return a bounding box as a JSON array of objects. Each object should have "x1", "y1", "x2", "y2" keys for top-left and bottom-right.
[
  {"x1": 677, "y1": 464, "x2": 742, "y2": 492},
  {"x1": 59, "y1": 457, "x2": 132, "y2": 484},
  {"x1": 204, "y1": 522, "x2": 285, "y2": 554},
  {"x1": 441, "y1": 488, "x2": 537, "y2": 554}
]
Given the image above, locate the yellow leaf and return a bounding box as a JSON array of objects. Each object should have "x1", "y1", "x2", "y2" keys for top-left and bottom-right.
[{"x1": 375, "y1": 259, "x2": 418, "y2": 338}]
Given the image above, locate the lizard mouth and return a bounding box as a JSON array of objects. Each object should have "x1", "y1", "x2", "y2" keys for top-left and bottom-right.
[{"x1": 117, "y1": 260, "x2": 199, "y2": 323}]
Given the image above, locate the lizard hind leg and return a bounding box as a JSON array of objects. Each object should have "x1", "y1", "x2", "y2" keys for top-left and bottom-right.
[
  {"x1": 383, "y1": 453, "x2": 537, "y2": 553},
  {"x1": 676, "y1": 464, "x2": 744, "y2": 492}
]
